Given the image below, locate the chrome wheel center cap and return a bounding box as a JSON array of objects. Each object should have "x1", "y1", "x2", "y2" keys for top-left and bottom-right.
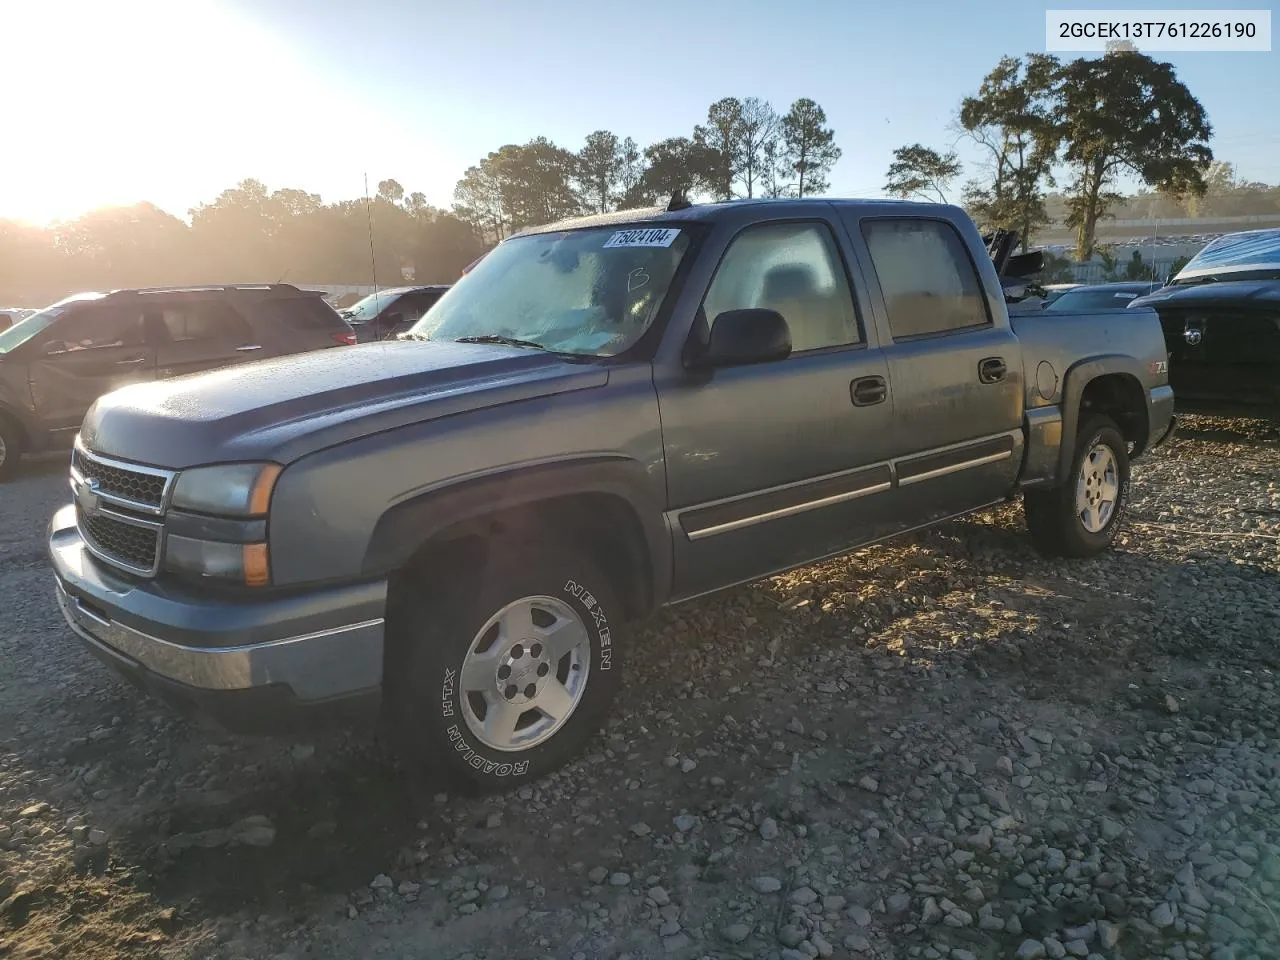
[{"x1": 495, "y1": 640, "x2": 552, "y2": 706}]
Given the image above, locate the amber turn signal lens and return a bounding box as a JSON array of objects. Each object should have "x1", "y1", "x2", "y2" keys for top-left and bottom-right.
[
  {"x1": 244, "y1": 543, "x2": 270, "y2": 587},
  {"x1": 248, "y1": 465, "x2": 283, "y2": 516}
]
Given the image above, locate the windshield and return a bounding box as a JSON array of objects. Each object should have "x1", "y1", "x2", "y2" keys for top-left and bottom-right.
[
  {"x1": 1045, "y1": 285, "x2": 1158, "y2": 312},
  {"x1": 1171, "y1": 228, "x2": 1280, "y2": 285},
  {"x1": 342, "y1": 291, "x2": 403, "y2": 322},
  {"x1": 0, "y1": 294, "x2": 101, "y2": 354},
  {"x1": 407, "y1": 224, "x2": 694, "y2": 357}
]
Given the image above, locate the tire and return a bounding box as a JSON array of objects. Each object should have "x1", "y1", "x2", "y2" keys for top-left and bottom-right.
[
  {"x1": 385, "y1": 543, "x2": 623, "y2": 794},
  {"x1": 0, "y1": 415, "x2": 23, "y2": 483},
  {"x1": 1024, "y1": 415, "x2": 1131, "y2": 559}
]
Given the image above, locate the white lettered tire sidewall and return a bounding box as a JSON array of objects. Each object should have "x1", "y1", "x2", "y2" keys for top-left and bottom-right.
[{"x1": 388, "y1": 547, "x2": 622, "y2": 793}]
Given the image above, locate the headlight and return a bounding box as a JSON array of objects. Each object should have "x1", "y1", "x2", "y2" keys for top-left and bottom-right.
[
  {"x1": 165, "y1": 536, "x2": 270, "y2": 587},
  {"x1": 170, "y1": 463, "x2": 282, "y2": 517}
]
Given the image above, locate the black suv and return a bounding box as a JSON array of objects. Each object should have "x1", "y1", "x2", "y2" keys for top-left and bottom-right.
[
  {"x1": 339, "y1": 285, "x2": 451, "y2": 342},
  {"x1": 0, "y1": 283, "x2": 355, "y2": 480}
]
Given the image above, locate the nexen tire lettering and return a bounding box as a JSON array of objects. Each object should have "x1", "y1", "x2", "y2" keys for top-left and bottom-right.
[
  {"x1": 564, "y1": 579, "x2": 611, "y2": 671},
  {"x1": 445, "y1": 724, "x2": 529, "y2": 777}
]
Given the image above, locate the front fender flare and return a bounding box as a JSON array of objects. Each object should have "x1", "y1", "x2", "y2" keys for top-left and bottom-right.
[{"x1": 362, "y1": 456, "x2": 672, "y2": 608}]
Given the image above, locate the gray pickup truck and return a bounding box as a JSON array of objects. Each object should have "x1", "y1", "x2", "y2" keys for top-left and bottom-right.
[{"x1": 48, "y1": 198, "x2": 1175, "y2": 791}]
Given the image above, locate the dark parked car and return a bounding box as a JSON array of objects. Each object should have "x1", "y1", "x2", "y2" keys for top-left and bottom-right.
[
  {"x1": 339, "y1": 285, "x2": 451, "y2": 342},
  {"x1": 49, "y1": 196, "x2": 1173, "y2": 792},
  {"x1": 0, "y1": 283, "x2": 355, "y2": 480},
  {"x1": 0, "y1": 307, "x2": 37, "y2": 331},
  {"x1": 1044, "y1": 281, "x2": 1164, "y2": 313},
  {"x1": 1130, "y1": 228, "x2": 1280, "y2": 419}
]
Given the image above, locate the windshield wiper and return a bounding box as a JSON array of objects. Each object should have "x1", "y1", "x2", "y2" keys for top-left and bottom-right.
[{"x1": 454, "y1": 334, "x2": 547, "y2": 351}]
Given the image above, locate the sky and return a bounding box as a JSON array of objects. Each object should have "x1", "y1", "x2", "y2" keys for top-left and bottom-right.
[{"x1": 2, "y1": 0, "x2": 1277, "y2": 226}]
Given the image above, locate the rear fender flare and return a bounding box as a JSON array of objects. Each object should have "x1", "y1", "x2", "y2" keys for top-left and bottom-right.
[{"x1": 1056, "y1": 355, "x2": 1148, "y2": 482}]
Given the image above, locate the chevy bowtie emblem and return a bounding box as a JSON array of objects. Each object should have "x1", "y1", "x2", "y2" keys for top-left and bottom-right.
[{"x1": 76, "y1": 477, "x2": 102, "y2": 516}]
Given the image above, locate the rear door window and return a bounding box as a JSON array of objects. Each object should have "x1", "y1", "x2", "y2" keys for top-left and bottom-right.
[
  {"x1": 861, "y1": 219, "x2": 991, "y2": 339},
  {"x1": 154, "y1": 301, "x2": 254, "y2": 344}
]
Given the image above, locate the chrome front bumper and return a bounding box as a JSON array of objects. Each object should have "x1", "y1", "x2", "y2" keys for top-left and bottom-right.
[
  {"x1": 54, "y1": 580, "x2": 384, "y2": 700},
  {"x1": 48, "y1": 503, "x2": 387, "y2": 729}
]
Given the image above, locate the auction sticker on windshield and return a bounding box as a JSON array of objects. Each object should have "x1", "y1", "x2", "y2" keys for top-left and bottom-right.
[{"x1": 603, "y1": 228, "x2": 681, "y2": 248}]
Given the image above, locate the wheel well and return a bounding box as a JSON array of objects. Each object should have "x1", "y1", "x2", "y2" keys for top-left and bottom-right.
[
  {"x1": 0, "y1": 407, "x2": 28, "y2": 449},
  {"x1": 1080, "y1": 373, "x2": 1148, "y2": 453},
  {"x1": 389, "y1": 492, "x2": 655, "y2": 624}
]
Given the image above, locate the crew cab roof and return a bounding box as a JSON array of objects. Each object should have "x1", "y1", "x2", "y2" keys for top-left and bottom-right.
[{"x1": 513, "y1": 197, "x2": 958, "y2": 238}]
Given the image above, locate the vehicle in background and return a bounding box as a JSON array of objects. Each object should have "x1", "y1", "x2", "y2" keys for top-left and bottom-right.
[
  {"x1": 1043, "y1": 281, "x2": 1164, "y2": 313},
  {"x1": 338, "y1": 285, "x2": 451, "y2": 343},
  {"x1": 1130, "y1": 228, "x2": 1280, "y2": 419},
  {"x1": 1040, "y1": 284, "x2": 1082, "y2": 308},
  {"x1": 986, "y1": 231, "x2": 1049, "y2": 312},
  {"x1": 0, "y1": 283, "x2": 355, "y2": 480},
  {"x1": 0, "y1": 307, "x2": 38, "y2": 331},
  {"x1": 48, "y1": 197, "x2": 1174, "y2": 793}
]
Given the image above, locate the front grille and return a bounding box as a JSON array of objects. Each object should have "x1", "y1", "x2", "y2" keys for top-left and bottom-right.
[
  {"x1": 71, "y1": 446, "x2": 169, "y2": 511},
  {"x1": 78, "y1": 506, "x2": 161, "y2": 575},
  {"x1": 71, "y1": 441, "x2": 175, "y2": 577}
]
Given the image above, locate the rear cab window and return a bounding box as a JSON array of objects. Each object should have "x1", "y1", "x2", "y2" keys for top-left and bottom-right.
[{"x1": 860, "y1": 218, "x2": 992, "y2": 340}]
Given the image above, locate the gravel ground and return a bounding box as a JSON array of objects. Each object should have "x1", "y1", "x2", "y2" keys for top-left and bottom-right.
[{"x1": 2, "y1": 415, "x2": 1279, "y2": 960}]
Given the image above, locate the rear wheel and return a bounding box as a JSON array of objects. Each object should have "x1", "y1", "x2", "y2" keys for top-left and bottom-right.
[
  {"x1": 1024, "y1": 415, "x2": 1130, "y2": 558},
  {"x1": 385, "y1": 543, "x2": 623, "y2": 793},
  {"x1": 0, "y1": 416, "x2": 23, "y2": 483}
]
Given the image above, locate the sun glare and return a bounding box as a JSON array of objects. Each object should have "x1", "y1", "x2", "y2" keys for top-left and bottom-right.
[{"x1": 0, "y1": 0, "x2": 379, "y2": 226}]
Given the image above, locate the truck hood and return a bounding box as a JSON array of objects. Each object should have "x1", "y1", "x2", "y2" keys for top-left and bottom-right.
[
  {"x1": 79, "y1": 340, "x2": 608, "y2": 468},
  {"x1": 1131, "y1": 278, "x2": 1280, "y2": 311}
]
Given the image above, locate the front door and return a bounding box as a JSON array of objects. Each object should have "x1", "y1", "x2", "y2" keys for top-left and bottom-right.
[
  {"x1": 29, "y1": 304, "x2": 156, "y2": 434},
  {"x1": 852, "y1": 216, "x2": 1024, "y2": 524},
  {"x1": 151, "y1": 299, "x2": 261, "y2": 378},
  {"x1": 658, "y1": 218, "x2": 896, "y2": 600}
]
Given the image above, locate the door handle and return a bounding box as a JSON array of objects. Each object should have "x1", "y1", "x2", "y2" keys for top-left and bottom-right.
[
  {"x1": 235, "y1": 344, "x2": 263, "y2": 352},
  {"x1": 115, "y1": 357, "x2": 146, "y2": 365},
  {"x1": 979, "y1": 357, "x2": 1007, "y2": 383},
  {"x1": 850, "y1": 375, "x2": 887, "y2": 407}
]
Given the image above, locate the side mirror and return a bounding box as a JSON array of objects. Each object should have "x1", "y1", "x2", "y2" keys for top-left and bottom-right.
[
  {"x1": 43, "y1": 339, "x2": 69, "y2": 355},
  {"x1": 703, "y1": 309, "x2": 791, "y2": 367}
]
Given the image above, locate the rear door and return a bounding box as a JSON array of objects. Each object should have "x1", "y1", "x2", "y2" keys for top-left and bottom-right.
[
  {"x1": 851, "y1": 215, "x2": 1024, "y2": 522},
  {"x1": 28, "y1": 303, "x2": 156, "y2": 432},
  {"x1": 151, "y1": 298, "x2": 260, "y2": 378}
]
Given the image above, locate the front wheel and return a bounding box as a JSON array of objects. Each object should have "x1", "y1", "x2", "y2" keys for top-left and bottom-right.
[
  {"x1": 384, "y1": 544, "x2": 623, "y2": 793},
  {"x1": 1024, "y1": 415, "x2": 1131, "y2": 558}
]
